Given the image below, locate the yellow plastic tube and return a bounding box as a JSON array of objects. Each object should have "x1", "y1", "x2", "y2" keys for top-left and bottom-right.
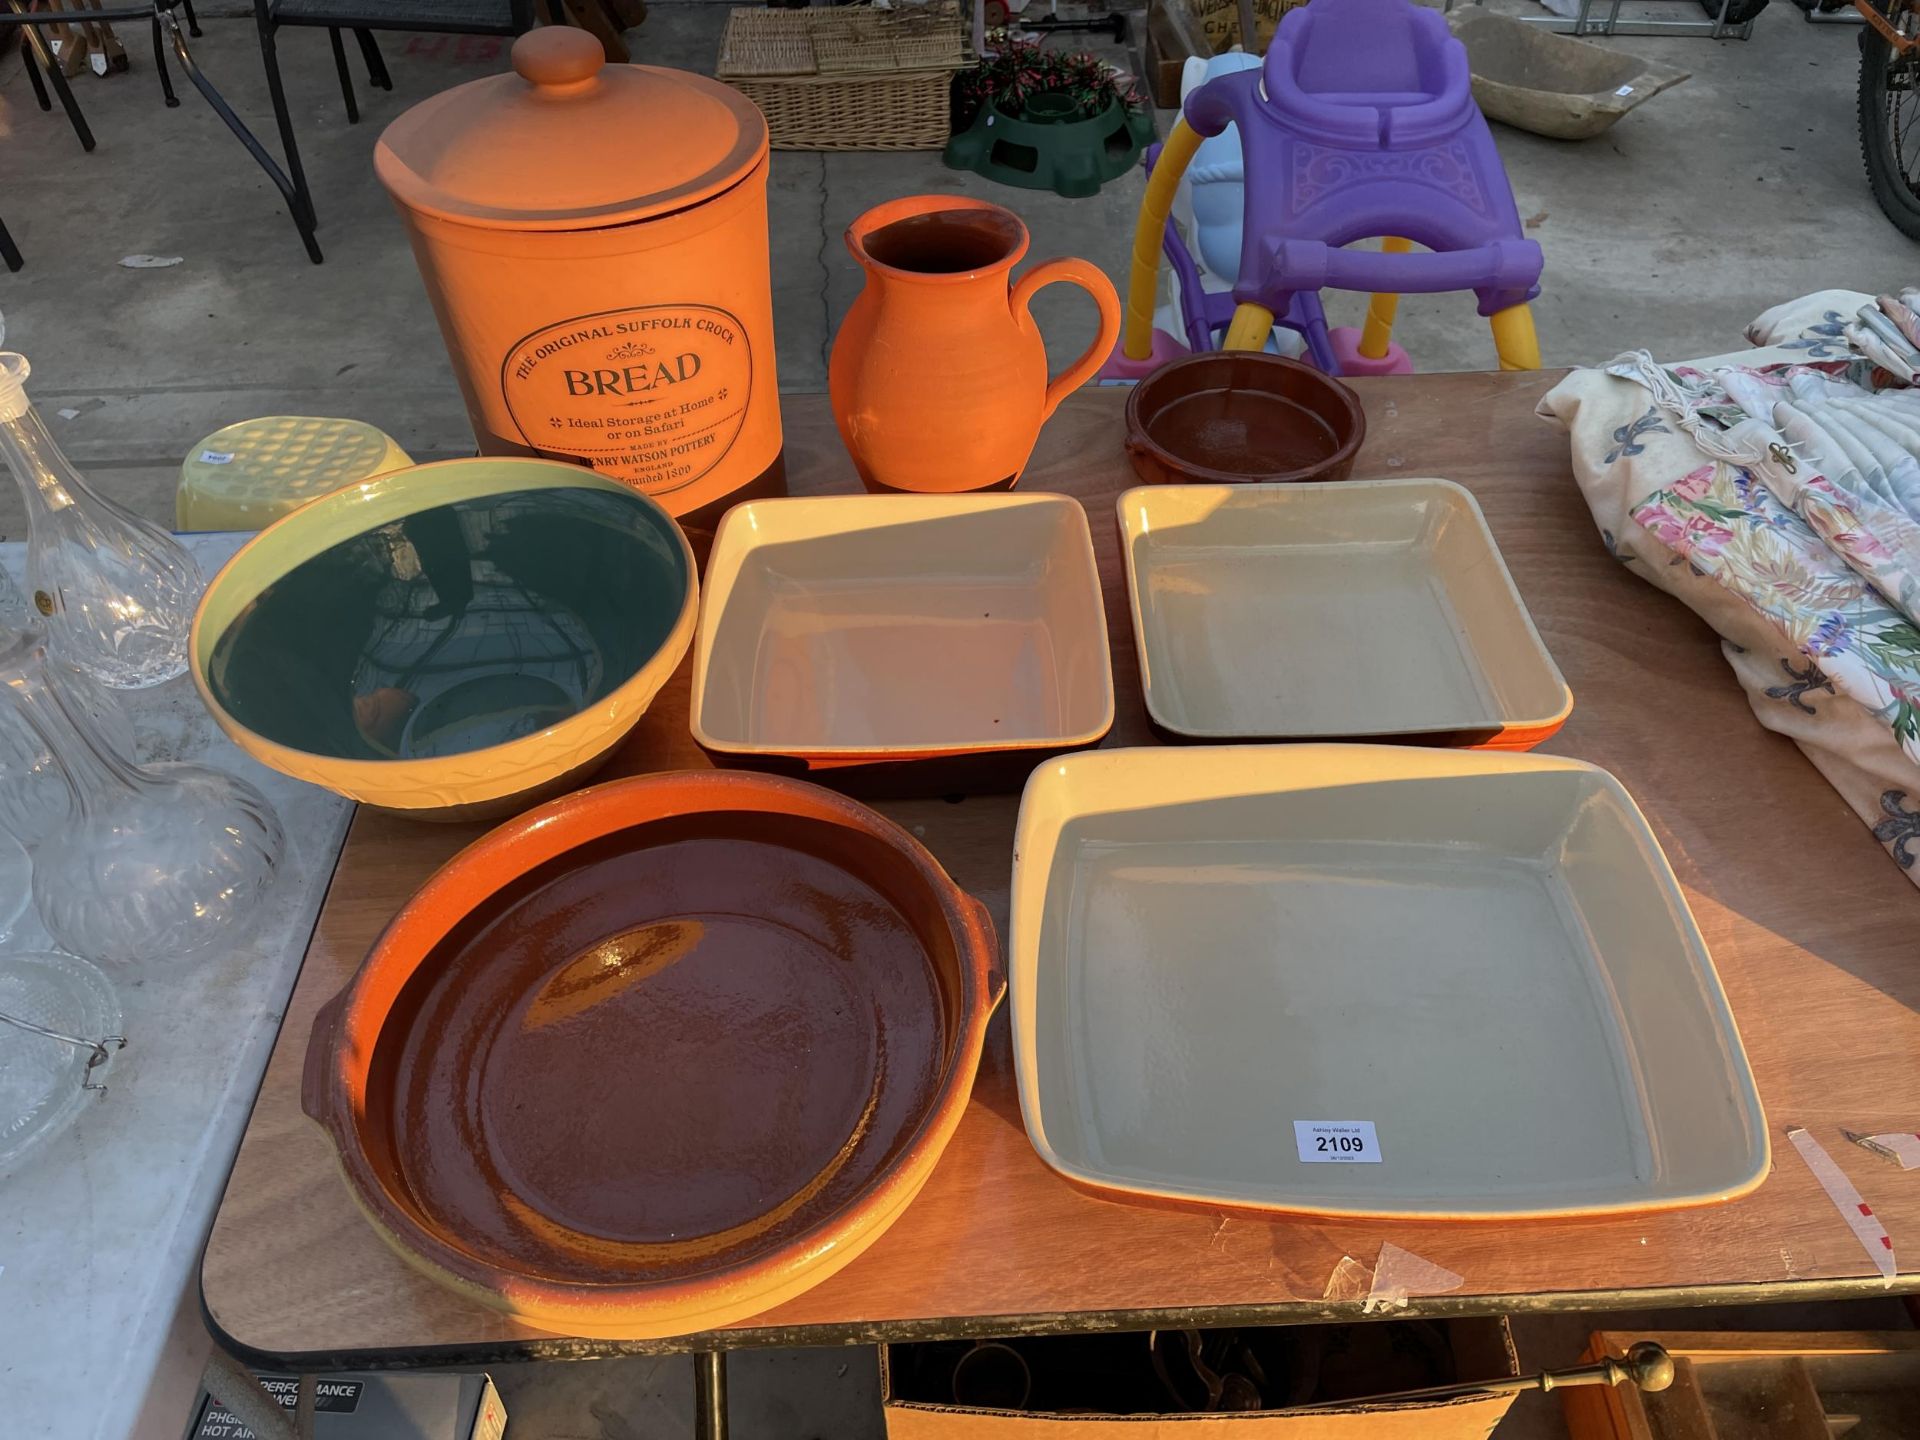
[
  {"x1": 1358, "y1": 236, "x2": 1413, "y2": 360},
  {"x1": 1223, "y1": 303, "x2": 1277, "y2": 352},
  {"x1": 1123, "y1": 119, "x2": 1204, "y2": 361},
  {"x1": 1490, "y1": 303, "x2": 1541, "y2": 371}
]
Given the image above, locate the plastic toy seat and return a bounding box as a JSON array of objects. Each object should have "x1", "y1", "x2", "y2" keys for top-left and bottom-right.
[
  {"x1": 1182, "y1": 51, "x2": 1262, "y2": 284},
  {"x1": 1101, "y1": 50, "x2": 1410, "y2": 382},
  {"x1": 1099, "y1": 133, "x2": 1346, "y2": 382},
  {"x1": 1174, "y1": 0, "x2": 1542, "y2": 370},
  {"x1": 1275, "y1": 0, "x2": 1469, "y2": 143}
]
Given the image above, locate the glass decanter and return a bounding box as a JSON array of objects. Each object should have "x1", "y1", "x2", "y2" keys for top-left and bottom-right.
[
  {"x1": 0, "y1": 351, "x2": 201, "y2": 689},
  {"x1": 0, "y1": 825, "x2": 26, "y2": 942},
  {"x1": 0, "y1": 564, "x2": 135, "y2": 847},
  {"x1": 0, "y1": 628, "x2": 285, "y2": 963}
]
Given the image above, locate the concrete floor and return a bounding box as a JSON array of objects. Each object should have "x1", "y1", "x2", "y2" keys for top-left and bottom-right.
[
  {"x1": 0, "y1": 1, "x2": 1148, "y2": 532},
  {"x1": 3, "y1": 3, "x2": 1917, "y2": 1435}
]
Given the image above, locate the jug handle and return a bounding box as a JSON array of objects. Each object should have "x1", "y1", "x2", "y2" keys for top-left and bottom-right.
[{"x1": 1011, "y1": 258, "x2": 1122, "y2": 425}]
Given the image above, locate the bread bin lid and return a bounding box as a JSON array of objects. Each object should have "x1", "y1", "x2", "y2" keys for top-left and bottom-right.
[{"x1": 374, "y1": 27, "x2": 769, "y2": 232}]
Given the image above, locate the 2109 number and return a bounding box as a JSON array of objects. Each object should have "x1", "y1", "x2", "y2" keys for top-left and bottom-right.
[{"x1": 1294, "y1": 1120, "x2": 1381, "y2": 1163}]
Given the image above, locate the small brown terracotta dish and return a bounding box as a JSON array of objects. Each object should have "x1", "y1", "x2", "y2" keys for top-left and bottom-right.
[
  {"x1": 303, "y1": 770, "x2": 1003, "y2": 1339},
  {"x1": 1123, "y1": 352, "x2": 1365, "y2": 486}
]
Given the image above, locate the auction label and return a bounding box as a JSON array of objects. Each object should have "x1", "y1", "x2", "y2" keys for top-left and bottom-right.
[
  {"x1": 500, "y1": 304, "x2": 752, "y2": 497},
  {"x1": 1293, "y1": 1120, "x2": 1381, "y2": 1164}
]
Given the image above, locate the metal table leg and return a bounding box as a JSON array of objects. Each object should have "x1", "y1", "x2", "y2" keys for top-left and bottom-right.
[
  {"x1": 694, "y1": 1351, "x2": 729, "y2": 1440},
  {"x1": 20, "y1": 36, "x2": 51, "y2": 110},
  {"x1": 159, "y1": 4, "x2": 323, "y2": 262},
  {"x1": 5, "y1": 1, "x2": 95, "y2": 151}
]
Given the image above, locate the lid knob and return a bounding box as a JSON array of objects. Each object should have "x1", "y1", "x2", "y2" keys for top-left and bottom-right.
[{"x1": 512, "y1": 26, "x2": 604, "y2": 88}]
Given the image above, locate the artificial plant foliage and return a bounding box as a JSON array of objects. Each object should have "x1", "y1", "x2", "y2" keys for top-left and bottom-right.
[{"x1": 952, "y1": 32, "x2": 1146, "y2": 129}]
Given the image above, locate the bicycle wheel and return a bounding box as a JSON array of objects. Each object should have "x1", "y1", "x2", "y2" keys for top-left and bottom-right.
[{"x1": 1860, "y1": 3, "x2": 1920, "y2": 240}]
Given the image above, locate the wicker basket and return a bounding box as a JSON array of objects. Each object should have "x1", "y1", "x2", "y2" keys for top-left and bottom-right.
[{"x1": 717, "y1": 3, "x2": 967, "y2": 152}]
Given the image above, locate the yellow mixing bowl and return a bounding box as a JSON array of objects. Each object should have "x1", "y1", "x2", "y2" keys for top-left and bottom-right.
[{"x1": 191, "y1": 457, "x2": 696, "y2": 821}]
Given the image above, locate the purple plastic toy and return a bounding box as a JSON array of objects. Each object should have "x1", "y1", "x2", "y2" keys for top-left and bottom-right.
[
  {"x1": 1195, "y1": 0, "x2": 1540, "y2": 326},
  {"x1": 1118, "y1": 0, "x2": 1544, "y2": 374},
  {"x1": 1102, "y1": 143, "x2": 1341, "y2": 383}
]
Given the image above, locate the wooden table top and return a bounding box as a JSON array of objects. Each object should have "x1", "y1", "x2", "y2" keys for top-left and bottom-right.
[{"x1": 202, "y1": 374, "x2": 1920, "y2": 1368}]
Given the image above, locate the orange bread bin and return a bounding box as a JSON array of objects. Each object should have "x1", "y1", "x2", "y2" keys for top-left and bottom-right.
[{"x1": 375, "y1": 28, "x2": 785, "y2": 547}]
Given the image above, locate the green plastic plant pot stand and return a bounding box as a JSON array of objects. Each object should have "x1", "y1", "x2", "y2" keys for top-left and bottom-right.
[{"x1": 944, "y1": 94, "x2": 1156, "y2": 199}]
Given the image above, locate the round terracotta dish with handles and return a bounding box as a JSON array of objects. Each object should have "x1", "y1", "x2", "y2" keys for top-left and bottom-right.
[{"x1": 303, "y1": 770, "x2": 1003, "y2": 1339}]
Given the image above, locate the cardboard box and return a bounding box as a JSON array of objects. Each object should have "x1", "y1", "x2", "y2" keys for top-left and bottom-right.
[
  {"x1": 1183, "y1": 0, "x2": 1301, "y2": 55},
  {"x1": 882, "y1": 1319, "x2": 1519, "y2": 1439},
  {"x1": 1144, "y1": 0, "x2": 1209, "y2": 109},
  {"x1": 183, "y1": 1372, "x2": 505, "y2": 1440},
  {"x1": 1143, "y1": 0, "x2": 1306, "y2": 108}
]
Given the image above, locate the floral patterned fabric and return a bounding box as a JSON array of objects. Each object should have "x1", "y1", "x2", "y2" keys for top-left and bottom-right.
[
  {"x1": 1541, "y1": 289, "x2": 1920, "y2": 887},
  {"x1": 1632, "y1": 460, "x2": 1920, "y2": 758},
  {"x1": 1594, "y1": 305, "x2": 1920, "y2": 775},
  {"x1": 1671, "y1": 361, "x2": 1920, "y2": 621}
]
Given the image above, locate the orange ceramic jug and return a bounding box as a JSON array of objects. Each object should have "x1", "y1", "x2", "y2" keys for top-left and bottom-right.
[{"x1": 829, "y1": 196, "x2": 1121, "y2": 493}]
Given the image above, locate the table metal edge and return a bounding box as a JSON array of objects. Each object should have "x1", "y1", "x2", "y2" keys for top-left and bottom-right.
[{"x1": 198, "y1": 1270, "x2": 1920, "y2": 1373}]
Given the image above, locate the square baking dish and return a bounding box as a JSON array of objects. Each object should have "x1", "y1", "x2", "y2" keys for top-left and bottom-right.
[
  {"x1": 692, "y1": 493, "x2": 1113, "y2": 793},
  {"x1": 1118, "y1": 479, "x2": 1572, "y2": 748},
  {"x1": 1010, "y1": 745, "x2": 1769, "y2": 1219}
]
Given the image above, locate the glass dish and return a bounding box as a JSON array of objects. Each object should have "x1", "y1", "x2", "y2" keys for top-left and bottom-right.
[{"x1": 0, "y1": 951, "x2": 123, "y2": 1172}]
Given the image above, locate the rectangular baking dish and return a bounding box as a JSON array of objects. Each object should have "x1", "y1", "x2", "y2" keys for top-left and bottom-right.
[
  {"x1": 1010, "y1": 744, "x2": 1769, "y2": 1219},
  {"x1": 1118, "y1": 479, "x2": 1572, "y2": 748},
  {"x1": 692, "y1": 493, "x2": 1113, "y2": 793}
]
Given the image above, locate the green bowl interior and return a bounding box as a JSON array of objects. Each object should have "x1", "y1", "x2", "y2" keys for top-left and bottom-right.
[{"x1": 198, "y1": 462, "x2": 690, "y2": 764}]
